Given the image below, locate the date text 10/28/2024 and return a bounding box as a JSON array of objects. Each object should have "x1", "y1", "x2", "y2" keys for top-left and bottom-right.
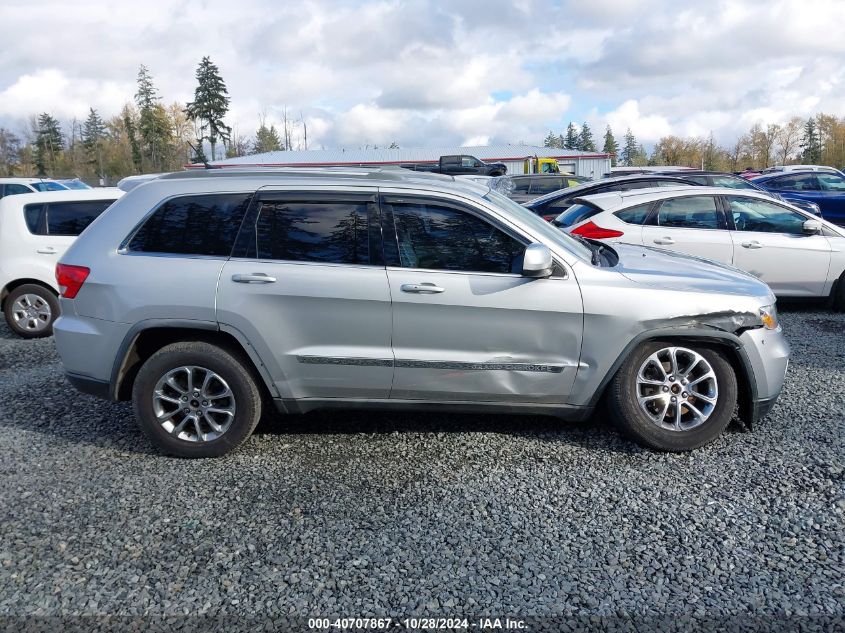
[{"x1": 308, "y1": 618, "x2": 527, "y2": 630}]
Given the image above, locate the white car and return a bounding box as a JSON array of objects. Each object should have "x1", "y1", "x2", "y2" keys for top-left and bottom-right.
[
  {"x1": 554, "y1": 186, "x2": 845, "y2": 308},
  {"x1": 0, "y1": 188, "x2": 123, "y2": 337},
  {"x1": 0, "y1": 177, "x2": 69, "y2": 198},
  {"x1": 761, "y1": 165, "x2": 845, "y2": 176}
]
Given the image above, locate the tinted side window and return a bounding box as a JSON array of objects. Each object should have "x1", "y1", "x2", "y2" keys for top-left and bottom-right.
[
  {"x1": 386, "y1": 199, "x2": 524, "y2": 274},
  {"x1": 682, "y1": 176, "x2": 709, "y2": 185},
  {"x1": 614, "y1": 202, "x2": 653, "y2": 225},
  {"x1": 530, "y1": 178, "x2": 564, "y2": 194},
  {"x1": 510, "y1": 178, "x2": 531, "y2": 194},
  {"x1": 127, "y1": 193, "x2": 251, "y2": 256},
  {"x1": 768, "y1": 174, "x2": 820, "y2": 191},
  {"x1": 655, "y1": 196, "x2": 721, "y2": 229},
  {"x1": 23, "y1": 204, "x2": 46, "y2": 234},
  {"x1": 712, "y1": 175, "x2": 754, "y2": 189},
  {"x1": 46, "y1": 200, "x2": 115, "y2": 236},
  {"x1": 555, "y1": 203, "x2": 602, "y2": 227},
  {"x1": 253, "y1": 200, "x2": 371, "y2": 264},
  {"x1": 5, "y1": 184, "x2": 32, "y2": 196},
  {"x1": 728, "y1": 197, "x2": 806, "y2": 235}
]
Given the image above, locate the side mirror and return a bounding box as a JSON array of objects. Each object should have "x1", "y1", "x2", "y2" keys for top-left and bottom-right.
[
  {"x1": 803, "y1": 219, "x2": 822, "y2": 235},
  {"x1": 522, "y1": 243, "x2": 553, "y2": 278}
]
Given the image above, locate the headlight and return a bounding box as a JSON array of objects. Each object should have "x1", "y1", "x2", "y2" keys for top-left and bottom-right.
[{"x1": 759, "y1": 304, "x2": 778, "y2": 330}]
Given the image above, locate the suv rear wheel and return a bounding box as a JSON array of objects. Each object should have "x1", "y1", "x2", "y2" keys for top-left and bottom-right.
[
  {"x1": 3, "y1": 284, "x2": 60, "y2": 339},
  {"x1": 132, "y1": 341, "x2": 262, "y2": 457},
  {"x1": 609, "y1": 342, "x2": 737, "y2": 451}
]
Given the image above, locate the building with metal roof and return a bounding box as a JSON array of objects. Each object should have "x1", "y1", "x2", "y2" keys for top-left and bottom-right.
[{"x1": 204, "y1": 144, "x2": 612, "y2": 179}]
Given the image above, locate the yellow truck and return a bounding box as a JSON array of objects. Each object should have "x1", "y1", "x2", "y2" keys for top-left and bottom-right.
[{"x1": 522, "y1": 156, "x2": 562, "y2": 174}]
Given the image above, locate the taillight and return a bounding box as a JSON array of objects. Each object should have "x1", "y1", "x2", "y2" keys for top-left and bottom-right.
[
  {"x1": 542, "y1": 214, "x2": 557, "y2": 222},
  {"x1": 571, "y1": 221, "x2": 624, "y2": 239},
  {"x1": 56, "y1": 264, "x2": 90, "y2": 299}
]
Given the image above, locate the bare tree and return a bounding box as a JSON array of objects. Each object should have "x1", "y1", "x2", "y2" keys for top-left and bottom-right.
[{"x1": 776, "y1": 117, "x2": 803, "y2": 165}]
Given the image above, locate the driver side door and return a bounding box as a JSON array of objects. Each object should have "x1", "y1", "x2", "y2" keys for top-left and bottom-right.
[{"x1": 380, "y1": 191, "x2": 584, "y2": 403}]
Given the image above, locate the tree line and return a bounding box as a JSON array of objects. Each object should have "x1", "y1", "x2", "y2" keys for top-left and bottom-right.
[
  {"x1": 3, "y1": 57, "x2": 844, "y2": 184},
  {"x1": 0, "y1": 57, "x2": 299, "y2": 184},
  {"x1": 545, "y1": 116, "x2": 845, "y2": 171}
]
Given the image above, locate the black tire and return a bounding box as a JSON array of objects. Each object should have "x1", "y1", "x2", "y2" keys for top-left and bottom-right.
[
  {"x1": 132, "y1": 341, "x2": 262, "y2": 458},
  {"x1": 3, "y1": 283, "x2": 60, "y2": 339},
  {"x1": 608, "y1": 341, "x2": 738, "y2": 452},
  {"x1": 832, "y1": 273, "x2": 845, "y2": 312}
]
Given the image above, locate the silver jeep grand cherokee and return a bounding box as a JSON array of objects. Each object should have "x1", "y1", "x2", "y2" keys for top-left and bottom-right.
[{"x1": 53, "y1": 169, "x2": 789, "y2": 457}]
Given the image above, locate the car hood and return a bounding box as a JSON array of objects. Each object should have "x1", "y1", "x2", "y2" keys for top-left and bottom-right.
[{"x1": 612, "y1": 243, "x2": 774, "y2": 301}]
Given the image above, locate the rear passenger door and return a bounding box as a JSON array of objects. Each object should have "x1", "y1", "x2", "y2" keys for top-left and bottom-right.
[
  {"x1": 217, "y1": 190, "x2": 394, "y2": 401},
  {"x1": 639, "y1": 195, "x2": 734, "y2": 263}
]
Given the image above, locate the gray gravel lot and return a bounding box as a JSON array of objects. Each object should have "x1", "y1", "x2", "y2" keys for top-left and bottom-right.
[{"x1": 0, "y1": 307, "x2": 843, "y2": 630}]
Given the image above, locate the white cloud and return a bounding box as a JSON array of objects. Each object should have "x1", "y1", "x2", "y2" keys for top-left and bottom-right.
[{"x1": 0, "y1": 0, "x2": 843, "y2": 151}]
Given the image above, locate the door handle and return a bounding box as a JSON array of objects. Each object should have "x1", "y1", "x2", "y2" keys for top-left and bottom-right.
[
  {"x1": 36, "y1": 247, "x2": 57, "y2": 255},
  {"x1": 653, "y1": 237, "x2": 675, "y2": 245},
  {"x1": 231, "y1": 273, "x2": 277, "y2": 284},
  {"x1": 400, "y1": 282, "x2": 445, "y2": 294},
  {"x1": 741, "y1": 241, "x2": 763, "y2": 249}
]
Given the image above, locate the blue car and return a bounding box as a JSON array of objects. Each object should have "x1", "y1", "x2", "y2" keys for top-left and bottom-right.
[{"x1": 751, "y1": 170, "x2": 845, "y2": 225}]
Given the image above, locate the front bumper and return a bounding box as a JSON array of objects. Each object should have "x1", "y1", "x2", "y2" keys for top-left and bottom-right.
[{"x1": 739, "y1": 326, "x2": 790, "y2": 421}]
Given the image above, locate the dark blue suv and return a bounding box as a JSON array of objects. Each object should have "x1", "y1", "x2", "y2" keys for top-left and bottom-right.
[{"x1": 751, "y1": 170, "x2": 845, "y2": 225}]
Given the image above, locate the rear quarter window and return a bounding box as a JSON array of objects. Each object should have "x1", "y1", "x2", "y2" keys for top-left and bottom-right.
[
  {"x1": 614, "y1": 202, "x2": 654, "y2": 225},
  {"x1": 23, "y1": 199, "x2": 116, "y2": 236},
  {"x1": 126, "y1": 193, "x2": 252, "y2": 256},
  {"x1": 554, "y1": 203, "x2": 603, "y2": 227}
]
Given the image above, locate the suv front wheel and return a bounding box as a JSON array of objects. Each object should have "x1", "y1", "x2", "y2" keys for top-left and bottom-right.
[
  {"x1": 132, "y1": 341, "x2": 262, "y2": 457},
  {"x1": 609, "y1": 342, "x2": 738, "y2": 451}
]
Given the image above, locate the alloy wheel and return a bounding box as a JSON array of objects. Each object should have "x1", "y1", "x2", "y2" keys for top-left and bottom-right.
[
  {"x1": 635, "y1": 347, "x2": 718, "y2": 432},
  {"x1": 152, "y1": 366, "x2": 236, "y2": 442}
]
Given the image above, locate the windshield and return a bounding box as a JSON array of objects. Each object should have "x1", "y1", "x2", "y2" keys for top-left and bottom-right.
[
  {"x1": 61, "y1": 180, "x2": 92, "y2": 190},
  {"x1": 31, "y1": 181, "x2": 69, "y2": 192},
  {"x1": 483, "y1": 189, "x2": 593, "y2": 262}
]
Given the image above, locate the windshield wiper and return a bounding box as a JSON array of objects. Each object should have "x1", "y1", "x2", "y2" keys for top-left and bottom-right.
[{"x1": 569, "y1": 233, "x2": 604, "y2": 265}]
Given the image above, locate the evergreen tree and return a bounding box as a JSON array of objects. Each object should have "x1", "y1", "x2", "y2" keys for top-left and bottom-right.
[
  {"x1": 253, "y1": 123, "x2": 283, "y2": 154},
  {"x1": 82, "y1": 108, "x2": 106, "y2": 151},
  {"x1": 135, "y1": 65, "x2": 173, "y2": 170},
  {"x1": 82, "y1": 107, "x2": 107, "y2": 175},
  {"x1": 800, "y1": 117, "x2": 821, "y2": 164},
  {"x1": 564, "y1": 122, "x2": 578, "y2": 150},
  {"x1": 621, "y1": 128, "x2": 639, "y2": 166},
  {"x1": 34, "y1": 113, "x2": 64, "y2": 176},
  {"x1": 185, "y1": 56, "x2": 231, "y2": 161},
  {"x1": 122, "y1": 107, "x2": 142, "y2": 172},
  {"x1": 543, "y1": 130, "x2": 558, "y2": 148},
  {"x1": 602, "y1": 125, "x2": 618, "y2": 166},
  {"x1": 578, "y1": 121, "x2": 596, "y2": 152}
]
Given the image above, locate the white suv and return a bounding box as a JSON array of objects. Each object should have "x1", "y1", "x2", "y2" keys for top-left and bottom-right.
[{"x1": 0, "y1": 188, "x2": 122, "y2": 337}]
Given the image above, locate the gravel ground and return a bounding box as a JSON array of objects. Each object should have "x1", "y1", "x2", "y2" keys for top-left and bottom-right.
[{"x1": 0, "y1": 307, "x2": 842, "y2": 631}]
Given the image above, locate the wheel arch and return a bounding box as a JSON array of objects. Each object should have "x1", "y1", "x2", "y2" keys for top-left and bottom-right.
[
  {"x1": 1, "y1": 278, "x2": 59, "y2": 310},
  {"x1": 589, "y1": 329, "x2": 758, "y2": 426},
  {"x1": 111, "y1": 323, "x2": 280, "y2": 404}
]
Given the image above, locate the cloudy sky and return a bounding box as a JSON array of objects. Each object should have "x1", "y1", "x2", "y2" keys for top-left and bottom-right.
[{"x1": 1, "y1": 0, "x2": 843, "y2": 150}]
